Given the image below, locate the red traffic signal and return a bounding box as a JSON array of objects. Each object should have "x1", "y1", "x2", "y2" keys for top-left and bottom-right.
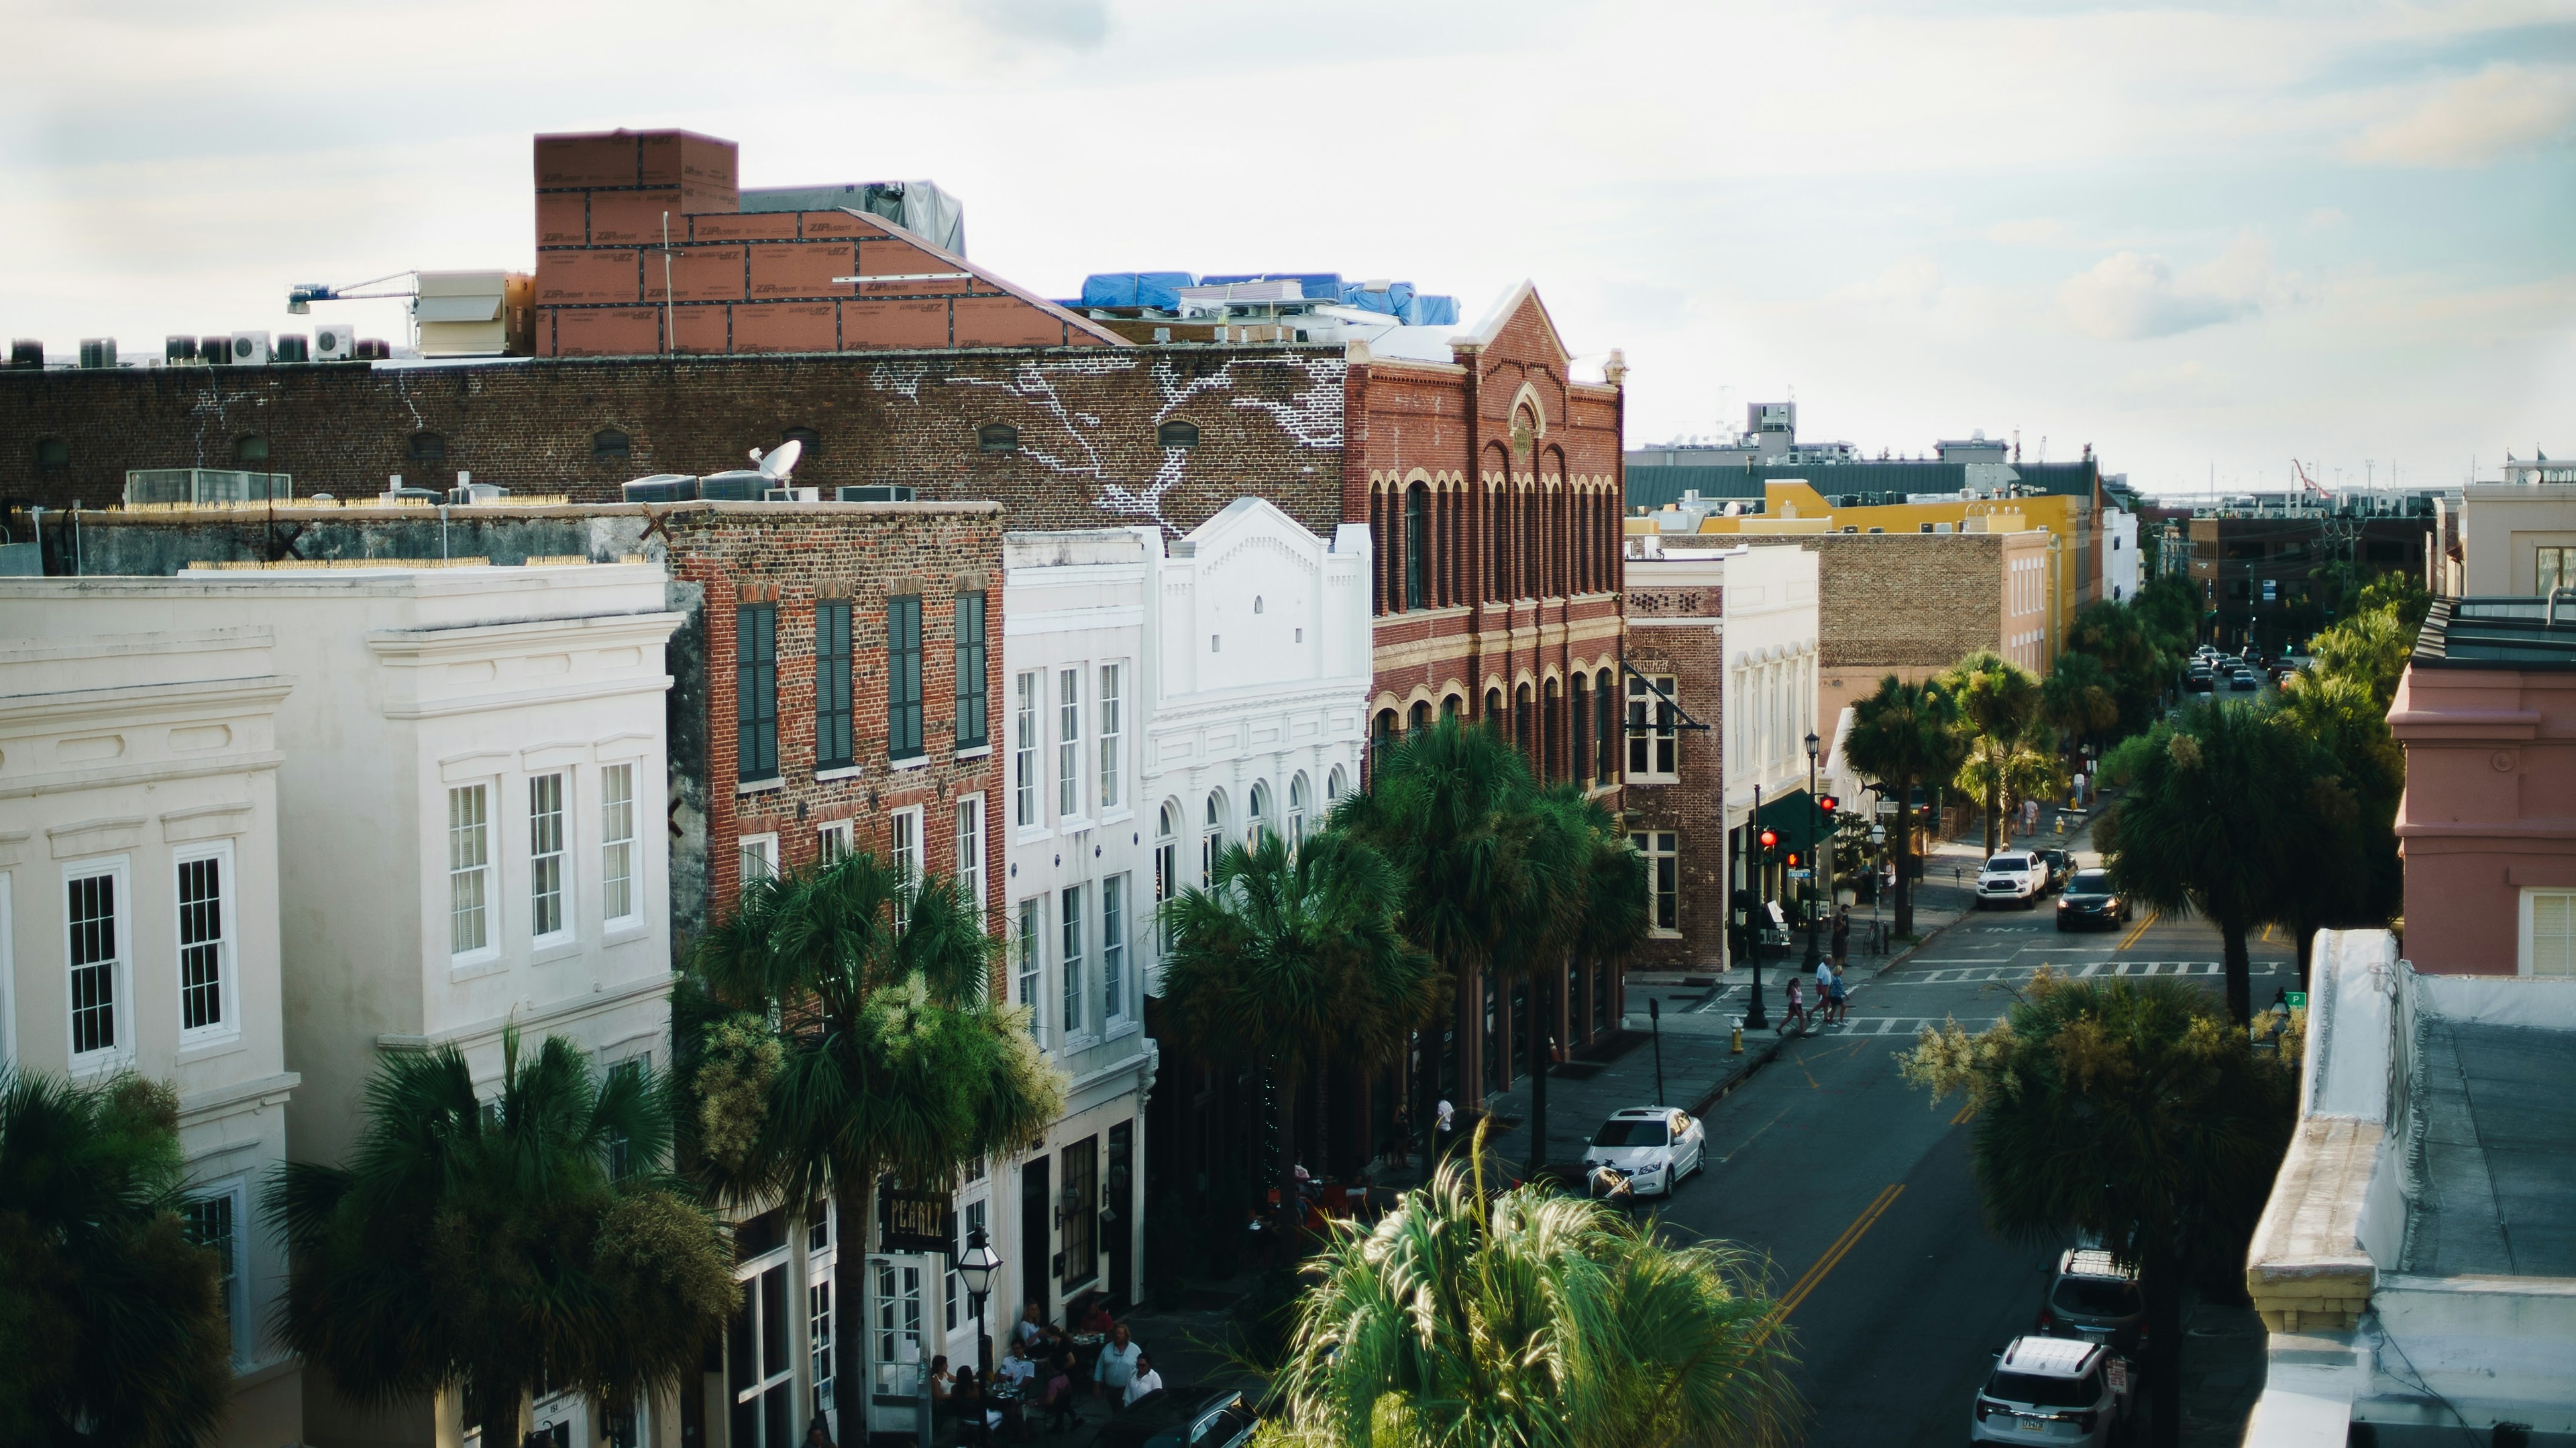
[
  {"x1": 1758, "y1": 828, "x2": 1779, "y2": 850},
  {"x1": 1785, "y1": 852, "x2": 1801, "y2": 869},
  {"x1": 1819, "y1": 794, "x2": 1839, "y2": 814}
]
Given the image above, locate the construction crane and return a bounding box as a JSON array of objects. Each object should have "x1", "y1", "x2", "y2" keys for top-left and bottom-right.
[
  {"x1": 286, "y1": 273, "x2": 417, "y2": 313},
  {"x1": 2290, "y1": 459, "x2": 2329, "y2": 498}
]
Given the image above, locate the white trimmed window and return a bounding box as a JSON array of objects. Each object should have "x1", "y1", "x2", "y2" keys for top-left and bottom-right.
[
  {"x1": 1015, "y1": 897, "x2": 1044, "y2": 1042},
  {"x1": 1154, "y1": 802, "x2": 1180, "y2": 950},
  {"x1": 1057, "y1": 667, "x2": 1083, "y2": 820},
  {"x1": 529, "y1": 773, "x2": 570, "y2": 944},
  {"x1": 1247, "y1": 780, "x2": 1271, "y2": 846},
  {"x1": 175, "y1": 846, "x2": 233, "y2": 1039},
  {"x1": 1201, "y1": 793, "x2": 1227, "y2": 885},
  {"x1": 2523, "y1": 889, "x2": 2576, "y2": 976},
  {"x1": 1102, "y1": 874, "x2": 1128, "y2": 1025},
  {"x1": 1630, "y1": 830, "x2": 1680, "y2": 937},
  {"x1": 739, "y1": 832, "x2": 780, "y2": 887},
  {"x1": 1289, "y1": 773, "x2": 1311, "y2": 847},
  {"x1": 817, "y1": 818, "x2": 855, "y2": 864},
  {"x1": 601, "y1": 763, "x2": 639, "y2": 927},
  {"x1": 1098, "y1": 663, "x2": 1124, "y2": 812},
  {"x1": 183, "y1": 1182, "x2": 250, "y2": 1368},
  {"x1": 956, "y1": 797, "x2": 986, "y2": 930},
  {"x1": 447, "y1": 784, "x2": 492, "y2": 958},
  {"x1": 1327, "y1": 765, "x2": 1348, "y2": 802},
  {"x1": 891, "y1": 807, "x2": 923, "y2": 897},
  {"x1": 1061, "y1": 884, "x2": 1085, "y2": 1038},
  {"x1": 66, "y1": 860, "x2": 128, "y2": 1062},
  {"x1": 1014, "y1": 671, "x2": 1040, "y2": 828},
  {"x1": 1627, "y1": 675, "x2": 1678, "y2": 779}
]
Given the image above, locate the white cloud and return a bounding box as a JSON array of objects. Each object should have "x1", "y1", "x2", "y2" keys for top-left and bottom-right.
[
  {"x1": 2304, "y1": 206, "x2": 2350, "y2": 232},
  {"x1": 2347, "y1": 62, "x2": 2576, "y2": 168},
  {"x1": 1984, "y1": 217, "x2": 2070, "y2": 247},
  {"x1": 2059, "y1": 240, "x2": 2271, "y2": 341}
]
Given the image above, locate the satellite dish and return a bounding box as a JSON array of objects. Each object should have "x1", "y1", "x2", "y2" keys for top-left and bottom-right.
[{"x1": 758, "y1": 439, "x2": 803, "y2": 481}]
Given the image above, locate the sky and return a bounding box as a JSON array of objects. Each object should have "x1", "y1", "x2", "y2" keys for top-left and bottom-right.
[{"x1": 5, "y1": 0, "x2": 2571, "y2": 496}]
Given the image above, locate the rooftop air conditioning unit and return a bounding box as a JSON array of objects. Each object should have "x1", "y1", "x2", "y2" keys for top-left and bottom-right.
[
  {"x1": 763, "y1": 486, "x2": 820, "y2": 503},
  {"x1": 311, "y1": 323, "x2": 358, "y2": 361},
  {"x1": 274, "y1": 334, "x2": 310, "y2": 363},
  {"x1": 450, "y1": 483, "x2": 510, "y2": 504},
  {"x1": 353, "y1": 339, "x2": 391, "y2": 361},
  {"x1": 201, "y1": 335, "x2": 231, "y2": 365},
  {"x1": 78, "y1": 338, "x2": 118, "y2": 370},
  {"x1": 7, "y1": 339, "x2": 42, "y2": 369},
  {"x1": 621, "y1": 475, "x2": 699, "y2": 503},
  {"x1": 166, "y1": 336, "x2": 201, "y2": 365},
  {"x1": 230, "y1": 331, "x2": 271, "y2": 366},
  {"x1": 698, "y1": 471, "x2": 769, "y2": 501},
  {"x1": 837, "y1": 485, "x2": 916, "y2": 503}
]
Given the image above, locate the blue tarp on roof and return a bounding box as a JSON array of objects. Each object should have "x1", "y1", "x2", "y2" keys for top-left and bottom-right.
[
  {"x1": 1200, "y1": 272, "x2": 1344, "y2": 299},
  {"x1": 1079, "y1": 272, "x2": 1196, "y2": 309}
]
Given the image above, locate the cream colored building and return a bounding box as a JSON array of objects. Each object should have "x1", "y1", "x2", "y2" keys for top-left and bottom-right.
[
  {"x1": 0, "y1": 626, "x2": 302, "y2": 1447},
  {"x1": 2453, "y1": 481, "x2": 2576, "y2": 596},
  {"x1": 1, "y1": 564, "x2": 684, "y2": 1448}
]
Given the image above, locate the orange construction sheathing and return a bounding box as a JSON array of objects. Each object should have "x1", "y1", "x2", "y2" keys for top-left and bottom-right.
[
  {"x1": 841, "y1": 298, "x2": 952, "y2": 349},
  {"x1": 670, "y1": 303, "x2": 730, "y2": 355},
  {"x1": 551, "y1": 307, "x2": 660, "y2": 357},
  {"x1": 643, "y1": 245, "x2": 748, "y2": 304},
  {"x1": 733, "y1": 302, "x2": 838, "y2": 353},
  {"x1": 749, "y1": 243, "x2": 856, "y2": 298},
  {"x1": 536, "y1": 249, "x2": 642, "y2": 305},
  {"x1": 953, "y1": 294, "x2": 1069, "y2": 347}
]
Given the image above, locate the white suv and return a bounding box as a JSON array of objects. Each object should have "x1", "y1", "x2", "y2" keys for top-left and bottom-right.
[
  {"x1": 1969, "y1": 1335, "x2": 2133, "y2": 1445},
  {"x1": 1977, "y1": 852, "x2": 2044, "y2": 909}
]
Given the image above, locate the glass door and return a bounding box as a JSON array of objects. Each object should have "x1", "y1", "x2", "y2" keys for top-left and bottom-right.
[{"x1": 729, "y1": 1256, "x2": 795, "y2": 1448}]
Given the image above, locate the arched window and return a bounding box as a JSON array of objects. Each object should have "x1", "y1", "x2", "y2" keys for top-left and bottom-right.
[
  {"x1": 1490, "y1": 490, "x2": 1510, "y2": 601},
  {"x1": 1484, "y1": 687, "x2": 1505, "y2": 732},
  {"x1": 1514, "y1": 683, "x2": 1533, "y2": 757},
  {"x1": 780, "y1": 425, "x2": 821, "y2": 458},
  {"x1": 1571, "y1": 673, "x2": 1591, "y2": 786},
  {"x1": 1595, "y1": 668, "x2": 1617, "y2": 782},
  {"x1": 1442, "y1": 694, "x2": 1462, "y2": 720},
  {"x1": 1288, "y1": 773, "x2": 1311, "y2": 846},
  {"x1": 977, "y1": 423, "x2": 1019, "y2": 453},
  {"x1": 1201, "y1": 792, "x2": 1230, "y2": 885},
  {"x1": 1247, "y1": 781, "x2": 1272, "y2": 845},
  {"x1": 591, "y1": 428, "x2": 630, "y2": 461},
  {"x1": 1326, "y1": 765, "x2": 1348, "y2": 802},
  {"x1": 1409, "y1": 700, "x2": 1432, "y2": 733},
  {"x1": 34, "y1": 437, "x2": 66, "y2": 472},
  {"x1": 1403, "y1": 483, "x2": 1430, "y2": 612},
  {"x1": 1372, "y1": 709, "x2": 1397, "y2": 769},
  {"x1": 409, "y1": 431, "x2": 445, "y2": 463},
  {"x1": 1542, "y1": 677, "x2": 1562, "y2": 782},
  {"x1": 233, "y1": 434, "x2": 269, "y2": 466},
  {"x1": 1157, "y1": 419, "x2": 1199, "y2": 449},
  {"x1": 1155, "y1": 801, "x2": 1181, "y2": 947},
  {"x1": 1370, "y1": 488, "x2": 1389, "y2": 615}
]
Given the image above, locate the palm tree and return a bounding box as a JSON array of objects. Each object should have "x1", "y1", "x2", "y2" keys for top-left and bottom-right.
[
  {"x1": 1955, "y1": 724, "x2": 2068, "y2": 849},
  {"x1": 1334, "y1": 719, "x2": 1550, "y2": 1162},
  {"x1": 2038, "y1": 650, "x2": 2121, "y2": 753},
  {"x1": 1901, "y1": 974, "x2": 2295, "y2": 1448},
  {"x1": 1263, "y1": 1143, "x2": 1799, "y2": 1447},
  {"x1": 2101, "y1": 700, "x2": 2317, "y2": 1022},
  {"x1": 1517, "y1": 787, "x2": 1648, "y2": 1176},
  {"x1": 688, "y1": 851, "x2": 1063, "y2": 1408},
  {"x1": 1840, "y1": 676, "x2": 1966, "y2": 938},
  {"x1": 271, "y1": 1032, "x2": 735, "y2": 1443},
  {"x1": 1939, "y1": 649, "x2": 2042, "y2": 856},
  {"x1": 0, "y1": 1069, "x2": 231, "y2": 1447},
  {"x1": 1158, "y1": 830, "x2": 1439, "y2": 1231}
]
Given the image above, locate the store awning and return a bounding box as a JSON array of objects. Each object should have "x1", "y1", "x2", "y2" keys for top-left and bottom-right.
[{"x1": 1753, "y1": 788, "x2": 1833, "y2": 840}]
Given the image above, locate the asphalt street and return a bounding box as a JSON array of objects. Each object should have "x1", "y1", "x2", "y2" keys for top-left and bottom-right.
[{"x1": 1645, "y1": 856, "x2": 2298, "y2": 1445}]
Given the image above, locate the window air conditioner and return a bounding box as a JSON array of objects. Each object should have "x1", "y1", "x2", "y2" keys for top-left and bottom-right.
[
  {"x1": 836, "y1": 485, "x2": 916, "y2": 502},
  {"x1": 310, "y1": 323, "x2": 357, "y2": 361},
  {"x1": 229, "y1": 331, "x2": 271, "y2": 366}
]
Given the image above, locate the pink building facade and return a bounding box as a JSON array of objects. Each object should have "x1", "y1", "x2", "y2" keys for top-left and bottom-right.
[{"x1": 2390, "y1": 596, "x2": 2576, "y2": 975}]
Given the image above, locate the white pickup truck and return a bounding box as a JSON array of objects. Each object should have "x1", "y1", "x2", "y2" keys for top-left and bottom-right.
[{"x1": 1976, "y1": 852, "x2": 2045, "y2": 909}]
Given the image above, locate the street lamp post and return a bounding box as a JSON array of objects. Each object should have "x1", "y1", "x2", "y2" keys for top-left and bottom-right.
[
  {"x1": 956, "y1": 1227, "x2": 1002, "y2": 1379},
  {"x1": 1648, "y1": 997, "x2": 1666, "y2": 1107},
  {"x1": 1743, "y1": 785, "x2": 1770, "y2": 1030},
  {"x1": 1802, "y1": 732, "x2": 1823, "y2": 970}
]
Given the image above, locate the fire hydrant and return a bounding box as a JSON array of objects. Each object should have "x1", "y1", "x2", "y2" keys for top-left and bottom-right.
[{"x1": 1731, "y1": 1017, "x2": 1745, "y2": 1054}]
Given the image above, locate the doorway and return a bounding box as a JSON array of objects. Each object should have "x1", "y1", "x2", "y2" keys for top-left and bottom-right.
[
  {"x1": 1020, "y1": 1158, "x2": 1051, "y2": 1325},
  {"x1": 1105, "y1": 1123, "x2": 1134, "y2": 1307}
]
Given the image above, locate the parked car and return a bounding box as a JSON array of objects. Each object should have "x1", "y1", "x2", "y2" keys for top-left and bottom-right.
[
  {"x1": 1580, "y1": 1106, "x2": 1706, "y2": 1199},
  {"x1": 2184, "y1": 667, "x2": 2212, "y2": 693},
  {"x1": 2037, "y1": 1247, "x2": 2147, "y2": 1353},
  {"x1": 1970, "y1": 1336, "x2": 2133, "y2": 1446},
  {"x1": 2228, "y1": 668, "x2": 2262, "y2": 692},
  {"x1": 1099, "y1": 1388, "x2": 1263, "y2": 1448},
  {"x1": 2055, "y1": 870, "x2": 2129, "y2": 931},
  {"x1": 2036, "y1": 848, "x2": 2076, "y2": 893},
  {"x1": 1976, "y1": 852, "x2": 2045, "y2": 909}
]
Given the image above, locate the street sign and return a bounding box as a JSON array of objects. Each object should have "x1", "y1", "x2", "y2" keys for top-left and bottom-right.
[
  {"x1": 1787, "y1": 869, "x2": 1811, "y2": 880},
  {"x1": 2284, "y1": 991, "x2": 2308, "y2": 1010},
  {"x1": 1873, "y1": 799, "x2": 1898, "y2": 816},
  {"x1": 878, "y1": 1187, "x2": 955, "y2": 1255}
]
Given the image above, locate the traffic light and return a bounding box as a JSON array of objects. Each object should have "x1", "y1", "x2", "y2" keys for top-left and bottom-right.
[
  {"x1": 1819, "y1": 794, "x2": 1839, "y2": 815},
  {"x1": 1758, "y1": 828, "x2": 1780, "y2": 856},
  {"x1": 1784, "y1": 851, "x2": 1802, "y2": 869}
]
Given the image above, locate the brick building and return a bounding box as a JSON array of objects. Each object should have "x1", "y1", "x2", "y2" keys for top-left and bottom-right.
[{"x1": 1621, "y1": 541, "x2": 1821, "y2": 974}]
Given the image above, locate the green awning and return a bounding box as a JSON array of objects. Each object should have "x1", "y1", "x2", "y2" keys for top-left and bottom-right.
[{"x1": 1753, "y1": 788, "x2": 1833, "y2": 840}]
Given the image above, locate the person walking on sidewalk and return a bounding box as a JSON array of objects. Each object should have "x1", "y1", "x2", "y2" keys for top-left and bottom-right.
[
  {"x1": 1782, "y1": 974, "x2": 1811, "y2": 1034},
  {"x1": 1828, "y1": 960, "x2": 1849, "y2": 1025},
  {"x1": 1830, "y1": 906, "x2": 1851, "y2": 971},
  {"x1": 1814, "y1": 955, "x2": 1835, "y2": 1027}
]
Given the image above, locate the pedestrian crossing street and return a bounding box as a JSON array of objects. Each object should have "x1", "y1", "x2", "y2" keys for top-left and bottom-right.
[{"x1": 1893, "y1": 959, "x2": 2286, "y2": 985}]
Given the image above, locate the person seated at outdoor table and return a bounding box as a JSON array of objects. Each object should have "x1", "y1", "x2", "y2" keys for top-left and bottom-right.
[
  {"x1": 1122, "y1": 1352, "x2": 1166, "y2": 1408},
  {"x1": 1013, "y1": 1301, "x2": 1046, "y2": 1350},
  {"x1": 1073, "y1": 1298, "x2": 1114, "y2": 1337},
  {"x1": 928, "y1": 1354, "x2": 953, "y2": 1408},
  {"x1": 951, "y1": 1366, "x2": 992, "y2": 1444},
  {"x1": 997, "y1": 1338, "x2": 1039, "y2": 1394},
  {"x1": 1041, "y1": 1359, "x2": 1079, "y2": 1433}
]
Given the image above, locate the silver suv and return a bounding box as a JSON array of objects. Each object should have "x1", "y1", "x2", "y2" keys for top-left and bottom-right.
[
  {"x1": 1969, "y1": 1336, "x2": 2132, "y2": 1446},
  {"x1": 2038, "y1": 1248, "x2": 2146, "y2": 1353}
]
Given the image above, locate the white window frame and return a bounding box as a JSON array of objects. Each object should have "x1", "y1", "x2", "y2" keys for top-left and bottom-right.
[
  {"x1": 1014, "y1": 671, "x2": 1041, "y2": 831},
  {"x1": 1102, "y1": 873, "x2": 1128, "y2": 1028},
  {"x1": 1246, "y1": 780, "x2": 1271, "y2": 846},
  {"x1": 1015, "y1": 897, "x2": 1046, "y2": 1046},
  {"x1": 1154, "y1": 802, "x2": 1181, "y2": 952},
  {"x1": 1628, "y1": 675, "x2": 1679, "y2": 781},
  {"x1": 600, "y1": 761, "x2": 641, "y2": 930},
  {"x1": 174, "y1": 841, "x2": 238, "y2": 1045},
  {"x1": 2519, "y1": 887, "x2": 2576, "y2": 977},
  {"x1": 447, "y1": 783, "x2": 496, "y2": 964},
  {"x1": 955, "y1": 796, "x2": 986, "y2": 930},
  {"x1": 1288, "y1": 773, "x2": 1311, "y2": 848},
  {"x1": 1201, "y1": 793, "x2": 1227, "y2": 885},
  {"x1": 1097, "y1": 663, "x2": 1124, "y2": 815},
  {"x1": 817, "y1": 818, "x2": 855, "y2": 865},
  {"x1": 528, "y1": 771, "x2": 574, "y2": 948},
  {"x1": 891, "y1": 806, "x2": 924, "y2": 898},
  {"x1": 1061, "y1": 883, "x2": 1086, "y2": 1040},
  {"x1": 184, "y1": 1178, "x2": 251, "y2": 1368},
  {"x1": 1057, "y1": 667, "x2": 1085, "y2": 822},
  {"x1": 739, "y1": 832, "x2": 780, "y2": 888},
  {"x1": 0, "y1": 873, "x2": 15, "y2": 1070},
  {"x1": 64, "y1": 856, "x2": 131, "y2": 1071},
  {"x1": 808, "y1": 1207, "x2": 839, "y2": 1418},
  {"x1": 1631, "y1": 830, "x2": 1681, "y2": 938},
  {"x1": 1327, "y1": 765, "x2": 1348, "y2": 803}
]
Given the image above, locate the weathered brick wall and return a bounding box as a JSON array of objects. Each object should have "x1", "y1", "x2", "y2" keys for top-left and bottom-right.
[
  {"x1": 0, "y1": 345, "x2": 1350, "y2": 539},
  {"x1": 1729, "y1": 533, "x2": 2006, "y2": 669},
  {"x1": 1621, "y1": 578, "x2": 1726, "y2": 972}
]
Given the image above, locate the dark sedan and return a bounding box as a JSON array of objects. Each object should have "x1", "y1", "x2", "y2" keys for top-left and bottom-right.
[{"x1": 2055, "y1": 869, "x2": 2129, "y2": 932}]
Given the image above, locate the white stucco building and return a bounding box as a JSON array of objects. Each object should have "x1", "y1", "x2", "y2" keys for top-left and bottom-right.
[
  {"x1": 1, "y1": 563, "x2": 684, "y2": 1448},
  {"x1": 2103, "y1": 506, "x2": 2139, "y2": 603},
  {"x1": 0, "y1": 626, "x2": 302, "y2": 1447}
]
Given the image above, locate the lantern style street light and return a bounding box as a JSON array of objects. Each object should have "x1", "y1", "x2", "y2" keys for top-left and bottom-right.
[{"x1": 957, "y1": 1228, "x2": 1002, "y2": 1376}]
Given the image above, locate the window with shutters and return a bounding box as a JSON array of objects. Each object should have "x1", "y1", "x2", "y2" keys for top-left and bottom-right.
[
  {"x1": 815, "y1": 601, "x2": 854, "y2": 771},
  {"x1": 955, "y1": 592, "x2": 988, "y2": 749},
  {"x1": 2524, "y1": 889, "x2": 2576, "y2": 977},
  {"x1": 888, "y1": 596, "x2": 924, "y2": 761},
  {"x1": 737, "y1": 606, "x2": 778, "y2": 781}
]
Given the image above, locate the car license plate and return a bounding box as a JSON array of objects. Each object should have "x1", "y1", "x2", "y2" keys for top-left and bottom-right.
[{"x1": 2018, "y1": 1420, "x2": 2050, "y2": 1434}]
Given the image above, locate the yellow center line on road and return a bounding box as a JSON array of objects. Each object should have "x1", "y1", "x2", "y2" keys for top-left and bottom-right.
[
  {"x1": 2114, "y1": 907, "x2": 2163, "y2": 954},
  {"x1": 1949, "y1": 1102, "x2": 1978, "y2": 1127},
  {"x1": 1773, "y1": 1183, "x2": 1906, "y2": 1319}
]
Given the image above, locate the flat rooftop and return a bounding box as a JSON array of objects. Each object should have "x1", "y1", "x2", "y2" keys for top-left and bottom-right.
[
  {"x1": 2411, "y1": 596, "x2": 2576, "y2": 670},
  {"x1": 2404, "y1": 1018, "x2": 2576, "y2": 1277}
]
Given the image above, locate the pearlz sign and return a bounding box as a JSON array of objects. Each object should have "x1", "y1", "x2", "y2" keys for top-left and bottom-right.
[{"x1": 879, "y1": 1188, "x2": 954, "y2": 1255}]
